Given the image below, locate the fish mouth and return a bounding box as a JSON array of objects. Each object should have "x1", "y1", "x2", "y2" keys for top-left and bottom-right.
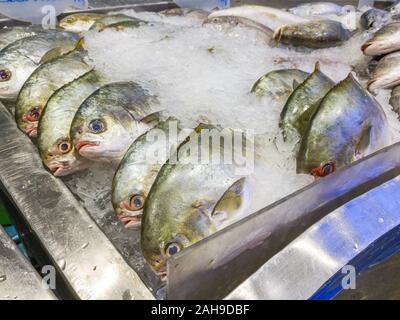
[
  {"x1": 118, "y1": 215, "x2": 142, "y2": 229},
  {"x1": 361, "y1": 42, "x2": 372, "y2": 54},
  {"x1": 155, "y1": 270, "x2": 167, "y2": 282},
  {"x1": 75, "y1": 140, "x2": 99, "y2": 152},
  {"x1": 48, "y1": 163, "x2": 72, "y2": 177},
  {"x1": 25, "y1": 127, "x2": 38, "y2": 139}
]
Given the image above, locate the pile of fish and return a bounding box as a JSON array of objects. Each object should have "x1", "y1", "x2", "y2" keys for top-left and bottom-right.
[
  {"x1": 205, "y1": 3, "x2": 354, "y2": 48},
  {"x1": 0, "y1": 2, "x2": 396, "y2": 280},
  {"x1": 0, "y1": 10, "x2": 253, "y2": 279},
  {"x1": 252, "y1": 62, "x2": 389, "y2": 178},
  {"x1": 361, "y1": 20, "x2": 400, "y2": 119},
  {"x1": 204, "y1": 2, "x2": 400, "y2": 49}
]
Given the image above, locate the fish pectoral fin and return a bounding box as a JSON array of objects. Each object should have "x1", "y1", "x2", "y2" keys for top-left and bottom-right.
[
  {"x1": 40, "y1": 47, "x2": 66, "y2": 64},
  {"x1": 355, "y1": 123, "x2": 372, "y2": 156},
  {"x1": 211, "y1": 178, "x2": 247, "y2": 221},
  {"x1": 212, "y1": 210, "x2": 229, "y2": 225},
  {"x1": 75, "y1": 37, "x2": 86, "y2": 51}
]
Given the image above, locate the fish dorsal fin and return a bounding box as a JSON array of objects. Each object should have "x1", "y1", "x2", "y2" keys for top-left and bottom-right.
[
  {"x1": 314, "y1": 61, "x2": 321, "y2": 72},
  {"x1": 39, "y1": 47, "x2": 64, "y2": 64},
  {"x1": 75, "y1": 37, "x2": 86, "y2": 51}
]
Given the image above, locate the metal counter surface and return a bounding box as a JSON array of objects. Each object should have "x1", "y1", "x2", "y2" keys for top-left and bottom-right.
[
  {"x1": 227, "y1": 175, "x2": 400, "y2": 300},
  {"x1": 0, "y1": 225, "x2": 56, "y2": 300},
  {"x1": 0, "y1": 102, "x2": 153, "y2": 300}
]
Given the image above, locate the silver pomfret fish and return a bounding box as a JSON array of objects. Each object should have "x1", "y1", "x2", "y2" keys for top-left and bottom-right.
[
  {"x1": 0, "y1": 30, "x2": 81, "y2": 101},
  {"x1": 38, "y1": 70, "x2": 107, "y2": 176},
  {"x1": 70, "y1": 81, "x2": 159, "y2": 163},
  {"x1": 298, "y1": 73, "x2": 389, "y2": 176}
]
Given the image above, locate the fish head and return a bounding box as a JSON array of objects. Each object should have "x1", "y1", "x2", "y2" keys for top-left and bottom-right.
[
  {"x1": 362, "y1": 24, "x2": 400, "y2": 56},
  {"x1": 0, "y1": 57, "x2": 34, "y2": 101},
  {"x1": 59, "y1": 14, "x2": 101, "y2": 32},
  {"x1": 112, "y1": 166, "x2": 148, "y2": 229},
  {"x1": 39, "y1": 135, "x2": 89, "y2": 177},
  {"x1": 141, "y1": 200, "x2": 216, "y2": 278},
  {"x1": 71, "y1": 99, "x2": 139, "y2": 161}
]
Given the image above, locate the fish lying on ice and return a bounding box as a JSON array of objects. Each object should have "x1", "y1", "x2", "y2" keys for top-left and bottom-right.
[
  {"x1": 203, "y1": 16, "x2": 274, "y2": 44},
  {"x1": 280, "y1": 62, "x2": 335, "y2": 140},
  {"x1": 38, "y1": 70, "x2": 107, "y2": 177},
  {"x1": 362, "y1": 22, "x2": 400, "y2": 56},
  {"x1": 298, "y1": 73, "x2": 389, "y2": 176},
  {"x1": 141, "y1": 125, "x2": 251, "y2": 278},
  {"x1": 90, "y1": 14, "x2": 147, "y2": 32},
  {"x1": 274, "y1": 20, "x2": 351, "y2": 49},
  {"x1": 160, "y1": 8, "x2": 209, "y2": 20},
  {"x1": 0, "y1": 30, "x2": 81, "y2": 101},
  {"x1": 288, "y1": 2, "x2": 353, "y2": 17},
  {"x1": 251, "y1": 68, "x2": 309, "y2": 101},
  {"x1": 112, "y1": 118, "x2": 190, "y2": 229},
  {"x1": 59, "y1": 13, "x2": 105, "y2": 32},
  {"x1": 206, "y1": 5, "x2": 309, "y2": 31},
  {"x1": 288, "y1": 2, "x2": 358, "y2": 31},
  {"x1": 368, "y1": 51, "x2": 400, "y2": 92},
  {"x1": 70, "y1": 81, "x2": 159, "y2": 163},
  {"x1": 15, "y1": 51, "x2": 92, "y2": 138},
  {"x1": 99, "y1": 20, "x2": 149, "y2": 32}
]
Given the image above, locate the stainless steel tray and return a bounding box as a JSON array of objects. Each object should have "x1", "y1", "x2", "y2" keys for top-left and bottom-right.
[
  {"x1": 0, "y1": 225, "x2": 56, "y2": 300},
  {"x1": 0, "y1": 0, "x2": 399, "y2": 300},
  {"x1": 227, "y1": 174, "x2": 400, "y2": 300}
]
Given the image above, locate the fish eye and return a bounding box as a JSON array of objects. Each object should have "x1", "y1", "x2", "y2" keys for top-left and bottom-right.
[
  {"x1": 88, "y1": 119, "x2": 105, "y2": 134},
  {"x1": 58, "y1": 140, "x2": 72, "y2": 154},
  {"x1": 26, "y1": 107, "x2": 42, "y2": 122},
  {"x1": 164, "y1": 243, "x2": 181, "y2": 257},
  {"x1": 322, "y1": 162, "x2": 336, "y2": 176},
  {"x1": 311, "y1": 161, "x2": 336, "y2": 177},
  {"x1": 129, "y1": 194, "x2": 145, "y2": 211},
  {"x1": 0, "y1": 69, "x2": 11, "y2": 82}
]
